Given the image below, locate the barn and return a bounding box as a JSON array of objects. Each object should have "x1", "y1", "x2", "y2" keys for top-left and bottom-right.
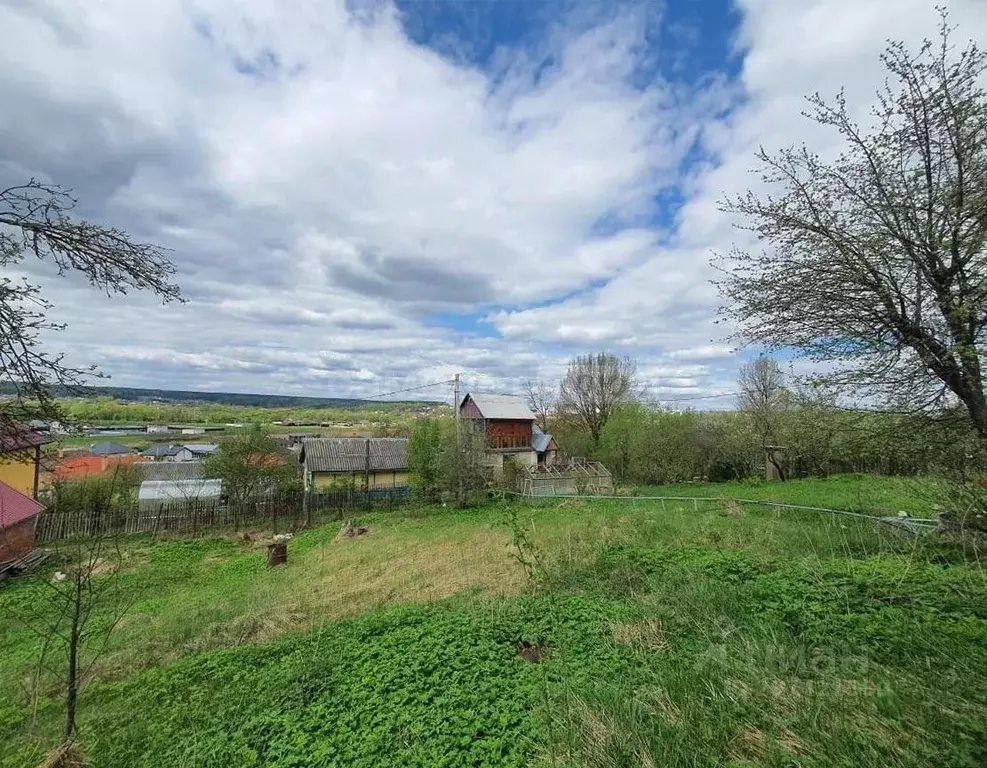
[{"x1": 459, "y1": 393, "x2": 559, "y2": 473}]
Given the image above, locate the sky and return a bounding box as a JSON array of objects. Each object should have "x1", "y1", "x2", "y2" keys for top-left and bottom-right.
[{"x1": 1, "y1": 0, "x2": 986, "y2": 405}]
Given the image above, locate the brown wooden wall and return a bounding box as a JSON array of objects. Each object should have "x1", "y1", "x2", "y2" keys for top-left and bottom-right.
[
  {"x1": 486, "y1": 420, "x2": 532, "y2": 450},
  {"x1": 0, "y1": 518, "x2": 36, "y2": 563}
]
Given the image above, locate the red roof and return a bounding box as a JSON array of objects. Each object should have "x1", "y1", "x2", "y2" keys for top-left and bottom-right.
[
  {"x1": 0, "y1": 481, "x2": 45, "y2": 529},
  {"x1": 0, "y1": 426, "x2": 46, "y2": 454},
  {"x1": 51, "y1": 455, "x2": 142, "y2": 482}
]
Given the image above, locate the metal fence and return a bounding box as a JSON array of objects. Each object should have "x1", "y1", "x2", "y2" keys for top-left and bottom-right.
[{"x1": 35, "y1": 487, "x2": 412, "y2": 542}]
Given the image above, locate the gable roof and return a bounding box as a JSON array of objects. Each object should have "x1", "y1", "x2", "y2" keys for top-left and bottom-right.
[
  {"x1": 0, "y1": 480, "x2": 45, "y2": 529},
  {"x1": 461, "y1": 393, "x2": 534, "y2": 421},
  {"x1": 300, "y1": 438, "x2": 408, "y2": 473},
  {"x1": 90, "y1": 442, "x2": 134, "y2": 456}
]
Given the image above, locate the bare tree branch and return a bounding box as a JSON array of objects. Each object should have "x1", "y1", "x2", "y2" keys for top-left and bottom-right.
[{"x1": 0, "y1": 179, "x2": 183, "y2": 432}]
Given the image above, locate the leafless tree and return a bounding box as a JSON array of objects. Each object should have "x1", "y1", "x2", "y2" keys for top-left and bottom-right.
[
  {"x1": 738, "y1": 357, "x2": 789, "y2": 443},
  {"x1": 558, "y1": 352, "x2": 637, "y2": 445},
  {"x1": 0, "y1": 179, "x2": 182, "y2": 435},
  {"x1": 4, "y1": 468, "x2": 136, "y2": 759},
  {"x1": 522, "y1": 379, "x2": 556, "y2": 431},
  {"x1": 717, "y1": 13, "x2": 987, "y2": 448}
]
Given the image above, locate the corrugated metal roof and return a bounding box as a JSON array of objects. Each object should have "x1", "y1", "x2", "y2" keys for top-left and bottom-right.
[
  {"x1": 531, "y1": 425, "x2": 554, "y2": 453},
  {"x1": 0, "y1": 480, "x2": 45, "y2": 528},
  {"x1": 301, "y1": 438, "x2": 408, "y2": 473},
  {"x1": 134, "y1": 461, "x2": 205, "y2": 482},
  {"x1": 138, "y1": 479, "x2": 222, "y2": 501},
  {"x1": 462, "y1": 393, "x2": 534, "y2": 421}
]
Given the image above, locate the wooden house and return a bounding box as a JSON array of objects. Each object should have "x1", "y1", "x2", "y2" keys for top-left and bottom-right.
[
  {"x1": 299, "y1": 438, "x2": 409, "y2": 491},
  {"x1": 459, "y1": 394, "x2": 559, "y2": 473}
]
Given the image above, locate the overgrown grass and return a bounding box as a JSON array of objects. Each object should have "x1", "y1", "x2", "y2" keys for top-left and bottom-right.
[
  {"x1": 639, "y1": 473, "x2": 938, "y2": 516},
  {"x1": 1, "y1": 476, "x2": 985, "y2": 766}
]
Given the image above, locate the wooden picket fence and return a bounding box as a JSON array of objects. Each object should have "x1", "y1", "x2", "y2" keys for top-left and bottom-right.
[{"x1": 35, "y1": 488, "x2": 411, "y2": 542}]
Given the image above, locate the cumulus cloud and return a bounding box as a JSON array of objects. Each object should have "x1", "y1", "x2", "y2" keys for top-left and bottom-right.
[{"x1": 0, "y1": 0, "x2": 984, "y2": 403}]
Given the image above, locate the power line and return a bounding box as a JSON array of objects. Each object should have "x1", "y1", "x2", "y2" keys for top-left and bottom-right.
[
  {"x1": 642, "y1": 392, "x2": 738, "y2": 403},
  {"x1": 364, "y1": 379, "x2": 456, "y2": 400}
]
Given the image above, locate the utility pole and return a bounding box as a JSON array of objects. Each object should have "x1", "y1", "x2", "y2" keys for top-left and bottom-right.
[
  {"x1": 454, "y1": 373, "x2": 463, "y2": 506},
  {"x1": 454, "y1": 373, "x2": 461, "y2": 450},
  {"x1": 364, "y1": 437, "x2": 371, "y2": 511}
]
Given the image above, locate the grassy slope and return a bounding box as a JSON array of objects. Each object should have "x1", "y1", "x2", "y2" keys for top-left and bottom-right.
[{"x1": 1, "y1": 476, "x2": 985, "y2": 767}]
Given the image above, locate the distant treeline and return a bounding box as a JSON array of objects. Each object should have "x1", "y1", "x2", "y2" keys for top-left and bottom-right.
[
  {"x1": 0, "y1": 383, "x2": 436, "y2": 410},
  {"x1": 53, "y1": 397, "x2": 433, "y2": 433}
]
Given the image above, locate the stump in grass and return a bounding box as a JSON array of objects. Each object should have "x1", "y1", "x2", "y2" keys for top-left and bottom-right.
[{"x1": 266, "y1": 542, "x2": 288, "y2": 567}]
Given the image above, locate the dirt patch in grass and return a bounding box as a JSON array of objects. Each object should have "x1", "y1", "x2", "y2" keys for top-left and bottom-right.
[{"x1": 517, "y1": 640, "x2": 547, "y2": 663}]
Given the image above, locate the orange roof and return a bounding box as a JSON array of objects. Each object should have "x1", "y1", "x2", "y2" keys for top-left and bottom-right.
[{"x1": 51, "y1": 455, "x2": 143, "y2": 482}]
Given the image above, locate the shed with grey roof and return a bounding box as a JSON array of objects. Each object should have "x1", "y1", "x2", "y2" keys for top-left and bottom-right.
[{"x1": 300, "y1": 438, "x2": 408, "y2": 491}]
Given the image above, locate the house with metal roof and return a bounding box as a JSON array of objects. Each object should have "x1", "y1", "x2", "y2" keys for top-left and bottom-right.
[
  {"x1": 459, "y1": 393, "x2": 559, "y2": 473},
  {"x1": 172, "y1": 444, "x2": 220, "y2": 462},
  {"x1": 299, "y1": 438, "x2": 408, "y2": 491},
  {"x1": 142, "y1": 444, "x2": 181, "y2": 461}
]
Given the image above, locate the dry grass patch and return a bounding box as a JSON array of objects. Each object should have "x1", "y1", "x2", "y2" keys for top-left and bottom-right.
[
  {"x1": 610, "y1": 619, "x2": 669, "y2": 652},
  {"x1": 728, "y1": 726, "x2": 766, "y2": 761},
  {"x1": 277, "y1": 528, "x2": 526, "y2": 622},
  {"x1": 639, "y1": 686, "x2": 680, "y2": 724}
]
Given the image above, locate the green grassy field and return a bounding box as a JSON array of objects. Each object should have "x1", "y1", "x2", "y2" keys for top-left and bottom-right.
[{"x1": 1, "y1": 476, "x2": 985, "y2": 767}]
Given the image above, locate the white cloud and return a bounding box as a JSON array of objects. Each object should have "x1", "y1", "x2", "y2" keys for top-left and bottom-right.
[{"x1": 1, "y1": 0, "x2": 984, "y2": 403}]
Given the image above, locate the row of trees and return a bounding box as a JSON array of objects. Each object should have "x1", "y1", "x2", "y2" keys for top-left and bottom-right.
[{"x1": 516, "y1": 351, "x2": 981, "y2": 486}]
